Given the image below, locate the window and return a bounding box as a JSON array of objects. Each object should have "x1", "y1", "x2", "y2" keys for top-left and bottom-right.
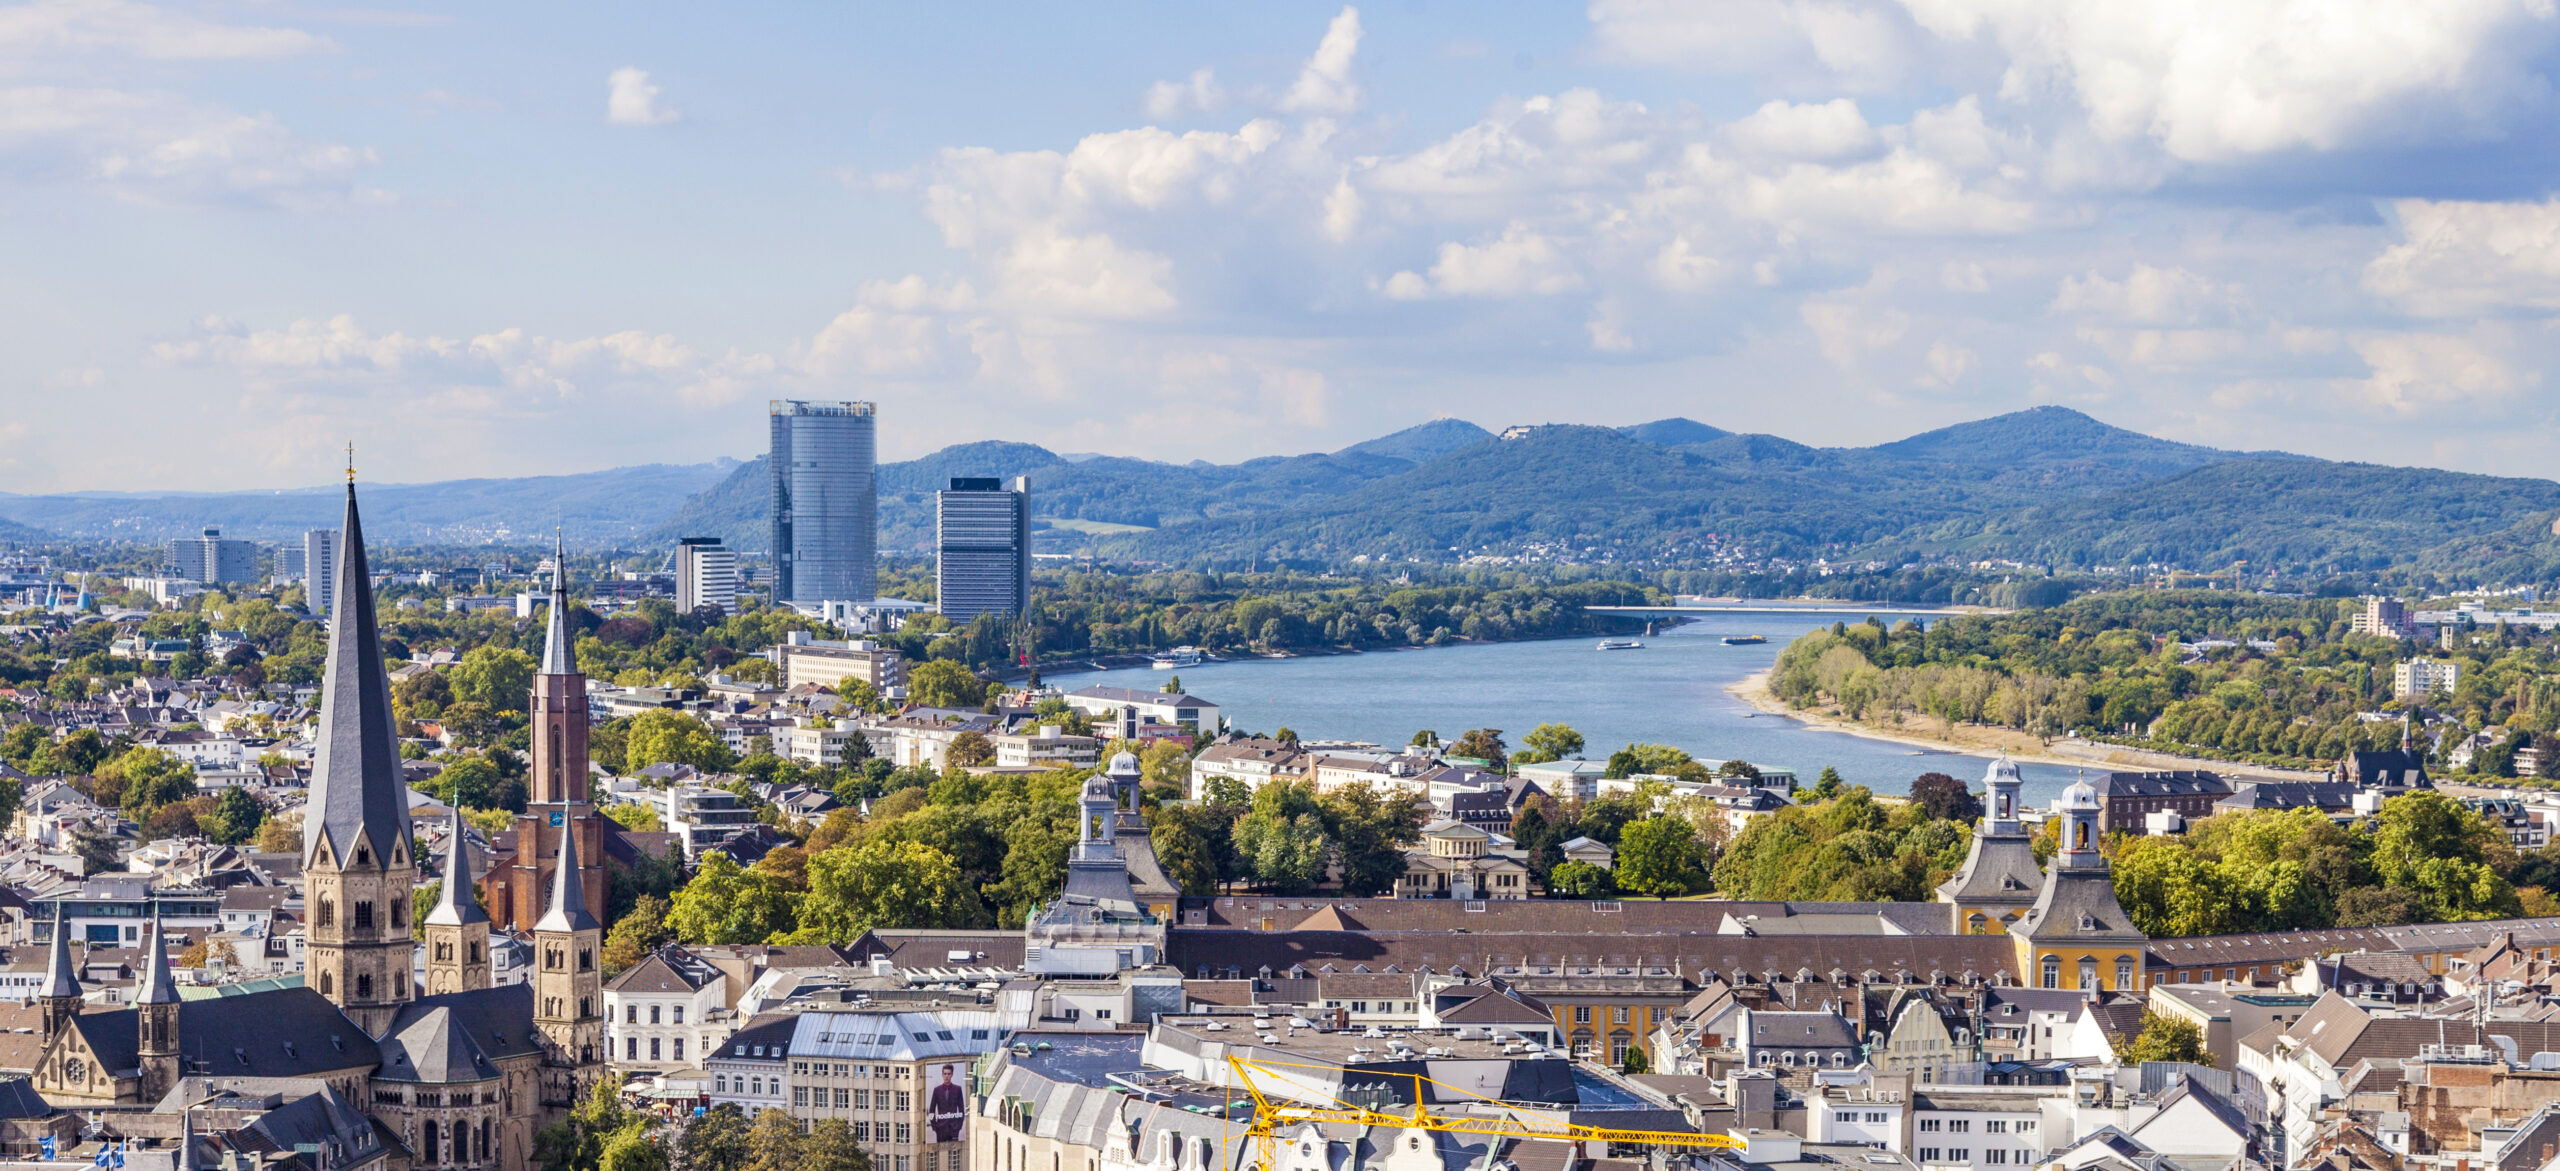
[
  {"x1": 1949, "y1": 1152, "x2": 1968, "y2": 1163},
  {"x1": 1574, "y1": 1006, "x2": 1592, "y2": 1024},
  {"x1": 855, "y1": 1123, "x2": 871, "y2": 1142},
  {"x1": 795, "y1": 1086, "x2": 810, "y2": 1107},
  {"x1": 318, "y1": 898, "x2": 334, "y2": 927},
  {"x1": 1987, "y1": 1152, "x2": 2005, "y2": 1164},
  {"x1": 1867, "y1": 1113, "x2": 1887, "y2": 1124},
  {"x1": 626, "y1": 1006, "x2": 639, "y2": 1024},
  {"x1": 356, "y1": 974, "x2": 373, "y2": 998},
  {"x1": 2040, "y1": 955, "x2": 2059, "y2": 989},
  {"x1": 1921, "y1": 1120, "x2": 1941, "y2": 1133},
  {"x1": 897, "y1": 1091, "x2": 913, "y2": 1111},
  {"x1": 1612, "y1": 1006, "x2": 1630, "y2": 1025},
  {"x1": 2116, "y1": 957, "x2": 2135, "y2": 989},
  {"x1": 627, "y1": 1038, "x2": 638, "y2": 1060},
  {"x1": 1920, "y1": 1150, "x2": 1940, "y2": 1163},
  {"x1": 651, "y1": 1038, "x2": 662, "y2": 1061},
  {"x1": 674, "y1": 1006, "x2": 686, "y2": 1024},
  {"x1": 2079, "y1": 957, "x2": 2098, "y2": 988},
  {"x1": 836, "y1": 1088, "x2": 850, "y2": 1108},
  {"x1": 674, "y1": 1039, "x2": 685, "y2": 1061},
  {"x1": 1950, "y1": 1121, "x2": 1971, "y2": 1134},
  {"x1": 716, "y1": 1075, "x2": 728, "y2": 1093},
  {"x1": 354, "y1": 901, "x2": 374, "y2": 929},
  {"x1": 896, "y1": 1124, "x2": 913, "y2": 1144},
  {"x1": 1985, "y1": 1122, "x2": 2005, "y2": 1134},
  {"x1": 651, "y1": 1005, "x2": 662, "y2": 1025},
  {"x1": 856, "y1": 1090, "x2": 871, "y2": 1110}
]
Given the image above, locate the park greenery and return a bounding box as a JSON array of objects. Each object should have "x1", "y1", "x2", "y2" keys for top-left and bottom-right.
[{"x1": 1770, "y1": 590, "x2": 2560, "y2": 774}]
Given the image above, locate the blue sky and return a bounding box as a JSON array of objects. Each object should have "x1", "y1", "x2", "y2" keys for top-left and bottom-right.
[{"x1": 12, "y1": 0, "x2": 2560, "y2": 491}]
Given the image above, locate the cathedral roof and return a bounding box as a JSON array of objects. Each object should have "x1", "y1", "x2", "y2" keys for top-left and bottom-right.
[
  {"x1": 305, "y1": 483, "x2": 412, "y2": 867},
  {"x1": 424, "y1": 809, "x2": 488, "y2": 927},
  {"x1": 378, "y1": 983, "x2": 545, "y2": 1078},
  {"x1": 68, "y1": 987, "x2": 379, "y2": 1081}
]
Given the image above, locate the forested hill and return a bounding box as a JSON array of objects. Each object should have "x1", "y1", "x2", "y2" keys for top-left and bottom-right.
[{"x1": 640, "y1": 406, "x2": 2560, "y2": 582}]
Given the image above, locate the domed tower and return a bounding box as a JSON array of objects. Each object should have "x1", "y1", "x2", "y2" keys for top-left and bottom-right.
[
  {"x1": 1937, "y1": 757, "x2": 2044, "y2": 934},
  {"x1": 2013, "y1": 775, "x2": 2147, "y2": 993},
  {"x1": 1103, "y1": 749, "x2": 1143, "y2": 818},
  {"x1": 1023, "y1": 766, "x2": 1165, "y2": 975}
]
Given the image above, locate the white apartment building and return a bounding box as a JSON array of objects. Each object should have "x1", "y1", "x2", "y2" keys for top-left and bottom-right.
[
  {"x1": 303, "y1": 528, "x2": 340, "y2": 617},
  {"x1": 1186, "y1": 738, "x2": 1306, "y2": 798},
  {"x1": 647, "y1": 785, "x2": 763, "y2": 860},
  {"x1": 2394, "y1": 657, "x2": 2461, "y2": 699},
  {"x1": 782, "y1": 720, "x2": 876, "y2": 769},
  {"x1": 1910, "y1": 1089, "x2": 2050, "y2": 1170},
  {"x1": 604, "y1": 945, "x2": 734, "y2": 1072},
  {"x1": 992, "y1": 726, "x2": 1100, "y2": 770}
]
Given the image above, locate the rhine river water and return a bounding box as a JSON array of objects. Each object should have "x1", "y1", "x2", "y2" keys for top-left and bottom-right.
[{"x1": 1055, "y1": 606, "x2": 2088, "y2": 808}]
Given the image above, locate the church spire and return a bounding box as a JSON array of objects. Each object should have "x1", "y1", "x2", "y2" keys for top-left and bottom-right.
[
  {"x1": 42, "y1": 905, "x2": 78, "y2": 1001},
  {"x1": 137, "y1": 903, "x2": 178, "y2": 1006},
  {"x1": 304, "y1": 480, "x2": 409, "y2": 866},
  {"x1": 540, "y1": 531, "x2": 575, "y2": 676},
  {"x1": 534, "y1": 818, "x2": 599, "y2": 934},
  {"x1": 426, "y1": 808, "x2": 488, "y2": 927}
]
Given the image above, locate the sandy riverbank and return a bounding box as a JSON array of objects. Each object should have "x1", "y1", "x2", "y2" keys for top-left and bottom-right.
[{"x1": 1724, "y1": 671, "x2": 2323, "y2": 780}]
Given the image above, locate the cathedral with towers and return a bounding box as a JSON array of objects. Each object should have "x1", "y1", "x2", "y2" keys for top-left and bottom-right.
[{"x1": 25, "y1": 477, "x2": 608, "y2": 1171}]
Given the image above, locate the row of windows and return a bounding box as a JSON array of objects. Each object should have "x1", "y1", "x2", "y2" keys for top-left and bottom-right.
[
  {"x1": 1916, "y1": 1149, "x2": 2027, "y2": 1164},
  {"x1": 2038, "y1": 955, "x2": 2137, "y2": 990},
  {"x1": 1752, "y1": 1051, "x2": 1850, "y2": 1068},
  {"x1": 716, "y1": 1074, "x2": 776, "y2": 1095},
  {"x1": 625, "y1": 1036, "x2": 687, "y2": 1062},
  {"x1": 785, "y1": 1087, "x2": 914, "y2": 1111},
  {"x1": 624, "y1": 1004, "x2": 688, "y2": 1024},
  {"x1": 1569, "y1": 1006, "x2": 1642, "y2": 1025},
  {"x1": 1920, "y1": 1120, "x2": 2033, "y2": 1135},
  {"x1": 796, "y1": 1061, "x2": 922, "y2": 1078}
]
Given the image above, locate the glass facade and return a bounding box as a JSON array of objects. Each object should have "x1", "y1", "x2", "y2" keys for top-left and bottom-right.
[
  {"x1": 770, "y1": 400, "x2": 878, "y2": 604},
  {"x1": 934, "y1": 476, "x2": 1029, "y2": 623}
]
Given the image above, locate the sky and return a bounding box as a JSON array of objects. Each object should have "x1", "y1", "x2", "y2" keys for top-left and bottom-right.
[{"x1": 12, "y1": 0, "x2": 2560, "y2": 492}]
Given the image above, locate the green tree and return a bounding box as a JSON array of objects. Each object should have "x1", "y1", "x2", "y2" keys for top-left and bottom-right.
[
  {"x1": 1520, "y1": 723, "x2": 1584, "y2": 763},
  {"x1": 1451, "y1": 729, "x2": 1508, "y2": 770},
  {"x1": 799, "y1": 1120, "x2": 871, "y2": 1171},
  {"x1": 743, "y1": 1104, "x2": 806, "y2": 1171},
  {"x1": 665, "y1": 853, "x2": 800, "y2": 944},
  {"x1": 794, "y1": 840, "x2": 982, "y2": 940},
  {"x1": 603, "y1": 893, "x2": 674, "y2": 975},
  {"x1": 2370, "y1": 790, "x2": 2521, "y2": 920},
  {"x1": 1810, "y1": 766, "x2": 1844, "y2": 799},
  {"x1": 1547, "y1": 860, "x2": 1617, "y2": 898},
  {"x1": 437, "y1": 755, "x2": 504, "y2": 809},
  {"x1": 908, "y1": 661, "x2": 994, "y2": 709},
  {"x1": 1616, "y1": 816, "x2": 1706, "y2": 899},
  {"x1": 1908, "y1": 773, "x2": 1982, "y2": 822},
  {"x1": 199, "y1": 786, "x2": 264, "y2": 845},
  {"x1": 625, "y1": 709, "x2": 736, "y2": 773},
  {"x1": 1233, "y1": 809, "x2": 1330, "y2": 893},
  {"x1": 451, "y1": 646, "x2": 539, "y2": 713},
  {"x1": 411, "y1": 881, "x2": 441, "y2": 939},
  {"x1": 600, "y1": 1126, "x2": 671, "y2": 1171},
  {"x1": 2109, "y1": 836, "x2": 2249, "y2": 937},
  {"x1": 606, "y1": 802, "x2": 665, "y2": 833},
  {"x1": 1149, "y1": 804, "x2": 1228, "y2": 895},
  {"x1": 948, "y1": 731, "x2": 994, "y2": 767},
  {"x1": 2120, "y1": 1009, "x2": 2212, "y2": 1066},
  {"x1": 675, "y1": 1106, "x2": 751, "y2": 1171},
  {"x1": 101, "y1": 748, "x2": 196, "y2": 821},
  {"x1": 1322, "y1": 783, "x2": 1421, "y2": 897}
]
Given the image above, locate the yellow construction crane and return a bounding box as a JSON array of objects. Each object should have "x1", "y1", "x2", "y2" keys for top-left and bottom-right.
[{"x1": 1225, "y1": 1054, "x2": 1745, "y2": 1171}]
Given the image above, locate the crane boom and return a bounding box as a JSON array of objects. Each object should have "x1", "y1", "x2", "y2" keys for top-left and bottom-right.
[{"x1": 1225, "y1": 1054, "x2": 1742, "y2": 1171}]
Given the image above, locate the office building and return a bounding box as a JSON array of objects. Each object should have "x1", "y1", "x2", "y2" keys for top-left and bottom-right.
[
  {"x1": 303, "y1": 528, "x2": 340, "y2": 617},
  {"x1": 674, "y1": 537, "x2": 738, "y2": 615},
  {"x1": 769, "y1": 399, "x2": 877, "y2": 605},
  {"x1": 165, "y1": 527, "x2": 256, "y2": 584},
  {"x1": 275, "y1": 543, "x2": 306, "y2": 581},
  {"x1": 2352, "y1": 596, "x2": 2410, "y2": 638},
  {"x1": 773, "y1": 629, "x2": 906, "y2": 692},
  {"x1": 934, "y1": 476, "x2": 1029, "y2": 623}
]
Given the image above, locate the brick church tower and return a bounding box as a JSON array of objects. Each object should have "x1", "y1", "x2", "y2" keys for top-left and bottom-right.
[{"x1": 492, "y1": 539, "x2": 610, "y2": 931}]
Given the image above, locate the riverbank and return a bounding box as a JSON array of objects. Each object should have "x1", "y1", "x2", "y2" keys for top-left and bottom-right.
[{"x1": 1724, "y1": 671, "x2": 2323, "y2": 781}]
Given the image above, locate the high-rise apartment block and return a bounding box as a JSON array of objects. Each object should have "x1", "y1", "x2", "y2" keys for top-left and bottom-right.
[
  {"x1": 304, "y1": 528, "x2": 341, "y2": 617},
  {"x1": 769, "y1": 400, "x2": 877, "y2": 605},
  {"x1": 2352, "y1": 596, "x2": 2410, "y2": 638},
  {"x1": 165, "y1": 528, "x2": 256, "y2": 583},
  {"x1": 674, "y1": 537, "x2": 737, "y2": 616},
  {"x1": 935, "y1": 476, "x2": 1030, "y2": 623},
  {"x1": 2394, "y1": 657, "x2": 2461, "y2": 699}
]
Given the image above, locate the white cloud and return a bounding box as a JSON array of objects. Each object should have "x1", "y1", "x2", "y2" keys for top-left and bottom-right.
[
  {"x1": 1281, "y1": 7, "x2": 1364, "y2": 115},
  {"x1": 1724, "y1": 98, "x2": 1880, "y2": 161},
  {"x1": 1397, "y1": 222, "x2": 1584, "y2": 298},
  {"x1": 606, "y1": 67, "x2": 679, "y2": 127},
  {"x1": 1143, "y1": 68, "x2": 1224, "y2": 120},
  {"x1": 0, "y1": 0, "x2": 333, "y2": 60},
  {"x1": 1921, "y1": 339, "x2": 1975, "y2": 385},
  {"x1": 1587, "y1": 0, "x2": 1931, "y2": 92},
  {"x1": 0, "y1": 85, "x2": 374, "y2": 205},
  {"x1": 2365, "y1": 197, "x2": 2560, "y2": 317},
  {"x1": 2338, "y1": 329, "x2": 2533, "y2": 414},
  {"x1": 2051, "y1": 264, "x2": 2233, "y2": 325}
]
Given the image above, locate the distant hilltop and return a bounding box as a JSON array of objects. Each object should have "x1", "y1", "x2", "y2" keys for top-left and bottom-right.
[{"x1": 5, "y1": 408, "x2": 2558, "y2": 586}]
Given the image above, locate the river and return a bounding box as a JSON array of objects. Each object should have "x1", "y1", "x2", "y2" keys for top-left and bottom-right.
[{"x1": 1052, "y1": 607, "x2": 2092, "y2": 809}]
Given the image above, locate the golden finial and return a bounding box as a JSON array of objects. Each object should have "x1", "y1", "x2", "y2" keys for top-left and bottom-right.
[{"x1": 344, "y1": 441, "x2": 356, "y2": 484}]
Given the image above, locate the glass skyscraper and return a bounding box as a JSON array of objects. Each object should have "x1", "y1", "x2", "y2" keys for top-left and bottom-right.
[
  {"x1": 769, "y1": 400, "x2": 877, "y2": 604},
  {"x1": 935, "y1": 476, "x2": 1030, "y2": 623}
]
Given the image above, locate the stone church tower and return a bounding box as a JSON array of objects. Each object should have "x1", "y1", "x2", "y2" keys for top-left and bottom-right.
[
  {"x1": 533, "y1": 821, "x2": 604, "y2": 1108},
  {"x1": 495, "y1": 542, "x2": 611, "y2": 931},
  {"x1": 304, "y1": 477, "x2": 420, "y2": 1037},
  {"x1": 423, "y1": 807, "x2": 493, "y2": 994}
]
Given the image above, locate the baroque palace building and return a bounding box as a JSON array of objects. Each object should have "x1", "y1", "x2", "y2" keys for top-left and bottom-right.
[{"x1": 28, "y1": 478, "x2": 607, "y2": 1171}]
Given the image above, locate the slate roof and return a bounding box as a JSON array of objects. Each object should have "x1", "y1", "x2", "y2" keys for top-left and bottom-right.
[
  {"x1": 2086, "y1": 771, "x2": 2231, "y2": 798},
  {"x1": 68, "y1": 987, "x2": 376, "y2": 1080},
  {"x1": 537, "y1": 537, "x2": 575, "y2": 676},
  {"x1": 423, "y1": 808, "x2": 487, "y2": 927},
  {"x1": 606, "y1": 950, "x2": 717, "y2": 995},
  {"x1": 2218, "y1": 781, "x2": 2361, "y2": 812},
  {"x1": 375, "y1": 983, "x2": 545, "y2": 1082},
  {"x1": 303, "y1": 485, "x2": 411, "y2": 866},
  {"x1": 1743, "y1": 1011, "x2": 1857, "y2": 1051}
]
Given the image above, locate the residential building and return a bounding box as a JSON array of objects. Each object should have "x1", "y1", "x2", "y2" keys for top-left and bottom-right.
[
  {"x1": 1867, "y1": 988, "x2": 1969, "y2": 1084},
  {"x1": 706, "y1": 1012, "x2": 795, "y2": 1114},
  {"x1": 166, "y1": 528, "x2": 257, "y2": 584},
  {"x1": 648, "y1": 786, "x2": 762, "y2": 861},
  {"x1": 1806, "y1": 1073, "x2": 1909, "y2": 1152},
  {"x1": 674, "y1": 537, "x2": 738, "y2": 616},
  {"x1": 304, "y1": 528, "x2": 340, "y2": 617},
  {"x1": 770, "y1": 399, "x2": 878, "y2": 605},
  {"x1": 2394, "y1": 656, "x2": 2461, "y2": 699},
  {"x1": 780, "y1": 1001, "x2": 1009, "y2": 1171},
  {"x1": 2352, "y1": 596, "x2": 2410, "y2": 638},
  {"x1": 1514, "y1": 759, "x2": 1607, "y2": 802},
  {"x1": 1061, "y1": 686, "x2": 1220, "y2": 738},
  {"x1": 1974, "y1": 987, "x2": 2126, "y2": 1063},
  {"x1": 1739, "y1": 1008, "x2": 1861, "y2": 1072},
  {"x1": 2145, "y1": 981, "x2": 2318, "y2": 1070},
  {"x1": 1910, "y1": 1088, "x2": 2052, "y2": 1171},
  {"x1": 773, "y1": 631, "x2": 906, "y2": 693},
  {"x1": 1186, "y1": 737, "x2": 1305, "y2": 797},
  {"x1": 991, "y1": 726, "x2": 1100, "y2": 770},
  {"x1": 781, "y1": 720, "x2": 876, "y2": 769},
  {"x1": 934, "y1": 476, "x2": 1029, "y2": 624},
  {"x1": 603, "y1": 945, "x2": 731, "y2": 1072}
]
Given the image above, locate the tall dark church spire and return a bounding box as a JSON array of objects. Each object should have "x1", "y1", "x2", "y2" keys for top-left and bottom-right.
[
  {"x1": 305, "y1": 479, "x2": 409, "y2": 867},
  {"x1": 301, "y1": 472, "x2": 419, "y2": 1036},
  {"x1": 540, "y1": 531, "x2": 575, "y2": 676}
]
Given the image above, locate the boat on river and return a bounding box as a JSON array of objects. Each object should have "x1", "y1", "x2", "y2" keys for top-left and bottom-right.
[
  {"x1": 1596, "y1": 639, "x2": 1644, "y2": 651},
  {"x1": 1722, "y1": 634, "x2": 1768, "y2": 645},
  {"x1": 1151, "y1": 646, "x2": 1206, "y2": 669}
]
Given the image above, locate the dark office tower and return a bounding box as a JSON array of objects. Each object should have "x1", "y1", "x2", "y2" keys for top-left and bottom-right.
[
  {"x1": 936, "y1": 475, "x2": 1030, "y2": 623},
  {"x1": 769, "y1": 400, "x2": 878, "y2": 604}
]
